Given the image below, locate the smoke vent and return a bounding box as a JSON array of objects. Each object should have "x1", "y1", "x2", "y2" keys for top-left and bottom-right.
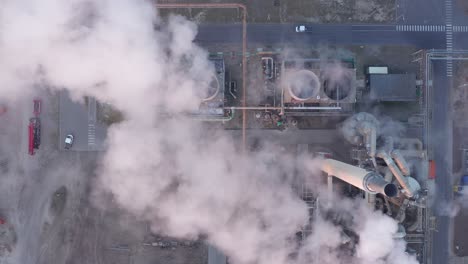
[
  {"x1": 321, "y1": 68, "x2": 353, "y2": 100},
  {"x1": 286, "y1": 70, "x2": 320, "y2": 101},
  {"x1": 384, "y1": 183, "x2": 398, "y2": 197}
]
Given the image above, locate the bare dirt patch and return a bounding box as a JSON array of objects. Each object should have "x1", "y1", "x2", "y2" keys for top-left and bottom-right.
[
  {"x1": 156, "y1": 0, "x2": 395, "y2": 24},
  {"x1": 453, "y1": 61, "x2": 468, "y2": 126}
]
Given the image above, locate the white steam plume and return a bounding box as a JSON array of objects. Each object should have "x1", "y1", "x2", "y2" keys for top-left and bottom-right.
[
  {"x1": 0, "y1": 0, "x2": 419, "y2": 264},
  {"x1": 297, "y1": 198, "x2": 419, "y2": 264}
]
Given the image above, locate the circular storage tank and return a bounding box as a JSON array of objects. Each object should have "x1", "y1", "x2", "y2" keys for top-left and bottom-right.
[
  {"x1": 196, "y1": 74, "x2": 219, "y2": 102},
  {"x1": 321, "y1": 68, "x2": 352, "y2": 101},
  {"x1": 286, "y1": 70, "x2": 320, "y2": 101}
]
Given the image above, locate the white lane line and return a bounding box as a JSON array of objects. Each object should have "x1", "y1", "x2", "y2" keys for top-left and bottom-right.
[
  {"x1": 446, "y1": 0, "x2": 453, "y2": 77},
  {"x1": 396, "y1": 24, "x2": 450, "y2": 32}
]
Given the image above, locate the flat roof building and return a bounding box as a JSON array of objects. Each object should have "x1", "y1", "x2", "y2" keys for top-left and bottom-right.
[{"x1": 369, "y1": 74, "x2": 417, "y2": 102}]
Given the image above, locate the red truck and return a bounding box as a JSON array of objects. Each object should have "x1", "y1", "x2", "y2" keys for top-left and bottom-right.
[
  {"x1": 28, "y1": 99, "x2": 42, "y2": 155},
  {"x1": 28, "y1": 117, "x2": 41, "y2": 155}
]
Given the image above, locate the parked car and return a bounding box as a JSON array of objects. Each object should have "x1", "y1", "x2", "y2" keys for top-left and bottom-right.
[
  {"x1": 64, "y1": 134, "x2": 74, "y2": 149},
  {"x1": 295, "y1": 25, "x2": 306, "y2": 32}
]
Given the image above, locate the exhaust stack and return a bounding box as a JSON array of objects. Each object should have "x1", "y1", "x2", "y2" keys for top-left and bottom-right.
[{"x1": 321, "y1": 159, "x2": 398, "y2": 197}]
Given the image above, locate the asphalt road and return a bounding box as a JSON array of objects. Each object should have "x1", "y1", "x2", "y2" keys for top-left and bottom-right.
[
  {"x1": 196, "y1": 24, "x2": 447, "y2": 49},
  {"x1": 431, "y1": 60, "x2": 453, "y2": 264}
]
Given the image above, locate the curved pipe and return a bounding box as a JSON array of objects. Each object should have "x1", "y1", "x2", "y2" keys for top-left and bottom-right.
[
  {"x1": 391, "y1": 150, "x2": 411, "y2": 176},
  {"x1": 377, "y1": 151, "x2": 415, "y2": 198},
  {"x1": 321, "y1": 159, "x2": 398, "y2": 197},
  {"x1": 399, "y1": 138, "x2": 423, "y2": 150},
  {"x1": 399, "y1": 150, "x2": 426, "y2": 159},
  {"x1": 384, "y1": 167, "x2": 393, "y2": 182}
]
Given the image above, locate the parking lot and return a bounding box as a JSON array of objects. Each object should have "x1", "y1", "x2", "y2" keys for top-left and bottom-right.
[{"x1": 59, "y1": 91, "x2": 107, "y2": 151}]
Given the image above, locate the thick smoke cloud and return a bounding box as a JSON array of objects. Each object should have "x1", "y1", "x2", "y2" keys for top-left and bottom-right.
[{"x1": 0, "y1": 0, "x2": 418, "y2": 263}]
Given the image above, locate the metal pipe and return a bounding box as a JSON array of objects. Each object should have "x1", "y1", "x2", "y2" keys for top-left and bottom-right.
[
  {"x1": 192, "y1": 109, "x2": 235, "y2": 122},
  {"x1": 391, "y1": 150, "x2": 411, "y2": 176},
  {"x1": 383, "y1": 197, "x2": 393, "y2": 216},
  {"x1": 377, "y1": 151, "x2": 415, "y2": 198},
  {"x1": 229, "y1": 85, "x2": 237, "y2": 99},
  {"x1": 327, "y1": 175, "x2": 333, "y2": 206},
  {"x1": 366, "y1": 192, "x2": 376, "y2": 209},
  {"x1": 225, "y1": 106, "x2": 341, "y2": 110},
  {"x1": 384, "y1": 136, "x2": 394, "y2": 152},
  {"x1": 384, "y1": 167, "x2": 393, "y2": 182},
  {"x1": 284, "y1": 106, "x2": 341, "y2": 110},
  {"x1": 321, "y1": 159, "x2": 398, "y2": 197},
  {"x1": 399, "y1": 138, "x2": 423, "y2": 150},
  {"x1": 399, "y1": 150, "x2": 426, "y2": 159},
  {"x1": 357, "y1": 121, "x2": 377, "y2": 167}
]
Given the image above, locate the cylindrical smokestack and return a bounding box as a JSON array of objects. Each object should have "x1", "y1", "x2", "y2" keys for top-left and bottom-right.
[
  {"x1": 321, "y1": 159, "x2": 398, "y2": 197},
  {"x1": 364, "y1": 172, "x2": 398, "y2": 197}
]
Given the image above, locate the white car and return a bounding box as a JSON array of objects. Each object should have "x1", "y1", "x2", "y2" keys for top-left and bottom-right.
[
  {"x1": 295, "y1": 25, "x2": 306, "y2": 32},
  {"x1": 64, "y1": 134, "x2": 74, "y2": 149}
]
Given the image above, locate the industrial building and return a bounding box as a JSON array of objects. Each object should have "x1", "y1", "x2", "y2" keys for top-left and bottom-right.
[
  {"x1": 199, "y1": 53, "x2": 432, "y2": 263},
  {"x1": 369, "y1": 73, "x2": 418, "y2": 102}
]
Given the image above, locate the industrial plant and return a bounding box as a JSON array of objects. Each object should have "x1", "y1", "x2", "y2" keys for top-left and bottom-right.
[
  {"x1": 192, "y1": 52, "x2": 433, "y2": 263},
  {"x1": 1, "y1": 1, "x2": 467, "y2": 264}
]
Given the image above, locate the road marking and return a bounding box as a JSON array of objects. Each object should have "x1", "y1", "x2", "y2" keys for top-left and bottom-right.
[
  {"x1": 396, "y1": 24, "x2": 446, "y2": 32},
  {"x1": 88, "y1": 124, "x2": 95, "y2": 145},
  {"x1": 445, "y1": 0, "x2": 453, "y2": 77},
  {"x1": 87, "y1": 97, "x2": 97, "y2": 149},
  {"x1": 453, "y1": 26, "x2": 468, "y2": 32}
]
